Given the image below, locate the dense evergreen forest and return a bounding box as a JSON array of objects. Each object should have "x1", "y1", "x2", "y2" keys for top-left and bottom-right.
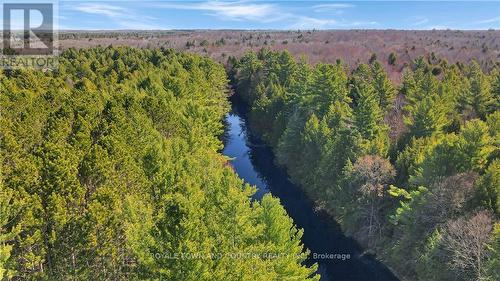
[
  {"x1": 0, "y1": 47, "x2": 319, "y2": 280},
  {"x1": 231, "y1": 50, "x2": 499, "y2": 281}
]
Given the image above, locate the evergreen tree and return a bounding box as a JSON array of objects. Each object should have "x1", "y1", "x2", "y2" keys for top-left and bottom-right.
[
  {"x1": 417, "y1": 119, "x2": 495, "y2": 183},
  {"x1": 352, "y1": 65, "x2": 382, "y2": 139},
  {"x1": 462, "y1": 61, "x2": 494, "y2": 119},
  {"x1": 0, "y1": 180, "x2": 18, "y2": 280},
  {"x1": 352, "y1": 65, "x2": 389, "y2": 155},
  {"x1": 475, "y1": 159, "x2": 500, "y2": 214},
  {"x1": 491, "y1": 69, "x2": 500, "y2": 112},
  {"x1": 0, "y1": 48, "x2": 318, "y2": 280},
  {"x1": 404, "y1": 95, "x2": 449, "y2": 139},
  {"x1": 305, "y1": 63, "x2": 351, "y2": 117},
  {"x1": 371, "y1": 61, "x2": 396, "y2": 110},
  {"x1": 230, "y1": 50, "x2": 500, "y2": 281}
]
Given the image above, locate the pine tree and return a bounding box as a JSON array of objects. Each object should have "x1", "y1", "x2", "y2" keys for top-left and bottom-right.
[
  {"x1": 419, "y1": 119, "x2": 494, "y2": 181},
  {"x1": 485, "y1": 223, "x2": 500, "y2": 280},
  {"x1": 490, "y1": 68, "x2": 500, "y2": 112},
  {"x1": 353, "y1": 74, "x2": 383, "y2": 140},
  {"x1": 371, "y1": 61, "x2": 396, "y2": 110},
  {"x1": 231, "y1": 50, "x2": 500, "y2": 281},
  {"x1": 0, "y1": 48, "x2": 320, "y2": 280},
  {"x1": 0, "y1": 181, "x2": 18, "y2": 280},
  {"x1": 257, "y1": 195, "x2": 319, "y2": 280},
  {"x1": 305, "y1": 63, "x2": 351, "y2": 117},
  {"x1": 236, "y1": 52, "x2": 263, "y2": 104},
  {"x1": 463, "y1": 61, "x2": 494, "y2": 119},
  {"x1": 405, "y1": 95, "x2": 450, "y2": 139},
  {"x1": 475, "y1": 159, "x2": 500, "y2": 214},
  {"x1": 277, "y1": 110, "x2": 307, "y2": 170},
  {"x1": 296, "y1": 114, "x2": 330, "y2": 185}
]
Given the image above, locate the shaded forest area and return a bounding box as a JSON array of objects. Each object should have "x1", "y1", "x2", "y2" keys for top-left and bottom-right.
[
  {"x1": 231, "y1": 49, "x2": 499, "y2": 281},
  {"x1": 0, "y1": 47, "x2": 319, "y2": 280}
]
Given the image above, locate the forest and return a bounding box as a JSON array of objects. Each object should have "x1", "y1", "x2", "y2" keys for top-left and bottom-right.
[
  {"x1": 0, "y1": 44, "x2": 498, "y2": 281},
  {"x1": 0, "y1": 47, "x2": 319, "y2": 280},
  {"x1": 230, "y1": 49, "x2": 499, "y2": 281}
]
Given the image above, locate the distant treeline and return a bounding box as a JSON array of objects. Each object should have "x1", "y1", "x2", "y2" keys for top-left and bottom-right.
[
  {"x1": 0, "y1": 47, "x2": 319, "y2": 280},
  {"x1": 59, "y1": 31, "x2": 194, "y2": 40},
  {"x1": 230, "y1": 49, "x2": 499, "y2": 281}
]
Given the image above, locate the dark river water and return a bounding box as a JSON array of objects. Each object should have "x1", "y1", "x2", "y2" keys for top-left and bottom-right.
[{"x1": 222, "y1": 99, "x2": 399, "y2": 281}]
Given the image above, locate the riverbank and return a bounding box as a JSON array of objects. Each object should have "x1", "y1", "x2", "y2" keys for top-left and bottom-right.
[
  {"x1": 227, "y1": 48, "x2": 500, "y2": 281},
  {"x1": 223, "y1": 95, "x2": 399, "y2": 281}
]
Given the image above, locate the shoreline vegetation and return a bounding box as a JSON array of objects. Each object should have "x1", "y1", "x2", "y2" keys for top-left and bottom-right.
[
  {"x1": 229, "y1": 49, "x2": 499, "y2": 281},
  {"x1": 0, "y1": 47, "x2": 319, "y2": 280}
]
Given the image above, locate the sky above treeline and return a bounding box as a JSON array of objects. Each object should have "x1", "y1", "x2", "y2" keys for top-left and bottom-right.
[{"x1": 7, "y1": 1, "x2": 500, "y2": 30}]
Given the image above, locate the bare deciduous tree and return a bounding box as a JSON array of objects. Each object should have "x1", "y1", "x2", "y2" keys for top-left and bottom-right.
[
  {"x1": 420, "y1": 172, "x2": 478, "y2": 229},
  {"x1": 351, "y1": 155, "x2": 395, "y2": 245},
  {"x1": 442, "y1": 210, "x2": 493, "y2": 281}
]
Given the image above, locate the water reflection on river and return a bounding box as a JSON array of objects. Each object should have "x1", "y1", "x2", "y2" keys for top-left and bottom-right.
[{"x1": 222, "y1": 100, "x2": 399, "y2": 281}]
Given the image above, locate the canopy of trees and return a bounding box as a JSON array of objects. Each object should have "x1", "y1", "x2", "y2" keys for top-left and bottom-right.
[
  {"x1": 231, "y1": 49, "x2": 499, "y2": 281},
  {"x1": 0, "y1": 47, "x2": 318, "y2": 280}
]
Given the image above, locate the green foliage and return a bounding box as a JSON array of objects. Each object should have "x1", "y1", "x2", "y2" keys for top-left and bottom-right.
[
  {"x1": 387, "y1": 185, "x2": 411, "y2": 199},
  {"x1": 388, "y1": 52, "x2": 397, "y2": 66},
  {"x1": 485, "y1": 223, "x2": 500, "y2": 281},
  {"x1": 352, "y1": 64, "x2": 383, "y2": 140},
  {"x1": 461, "y1": 61, "x2": 495, "y2": 119},
  {"x1": 369, "y1": 53, "x2": 377, "y2": 64},
  {"x1": 414, "y1": 229, "x2": 454, "y2": 281},
  {"x1": 256, "y1": 195, "x2": 319, "y2": 280},
  {"x1": 403, "y1": 70, "x2": 451, "y2": 139},
  {"x1": 0, "y1": 47, "x2": 317, "y2": 280},
  {"x1": 372, "y1": 61, "x2": 397, "y2": 110},
  {"x1": 351, "y1": 64, "x2": 390, "y2": 155},
  {"x1": 395, "y1": 135, "x2": 442, "y2": 186},
  {"x1": 491, "y1": 69, "x2": 500, "y2": 112},
  {"x1": 0, "y1": 181, "x2": 19, "y2": 280},
  {"x1": 415, "y1": 119, "x2": 495, "y2": 184},
  {"x1": 475, "y1": 159, "x2": 500, "y2": 214},
  {"x1": 388, "y1": 173, "x2": 478, "y2": 279},
  {"x1": 231, "y1": 50, "x2": 499, "y2": 281},
  {"x1": 306, "y1": 63, "x2": 351, "y2": 117}
]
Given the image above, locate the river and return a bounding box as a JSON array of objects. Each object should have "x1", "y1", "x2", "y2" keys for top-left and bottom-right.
[{"x1": 222, "y1": 99, "x2": 399, "y2": 281}]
